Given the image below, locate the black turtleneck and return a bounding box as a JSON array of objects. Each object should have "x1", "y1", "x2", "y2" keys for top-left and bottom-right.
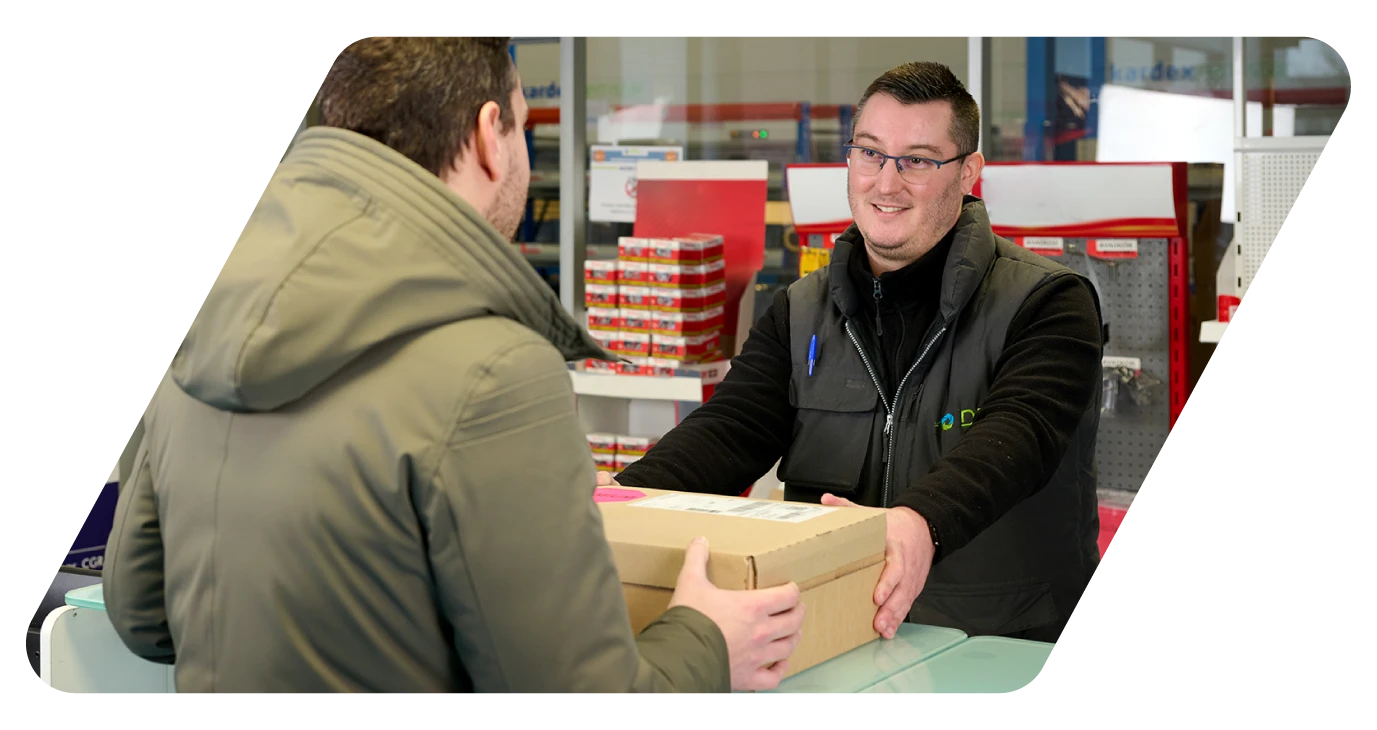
[
  {"x1": 848, "y1": 224, "x2": 956, "y2": 392},
  {"x1": 615, "y1": 225, "x2": 1102, "y2": 558}
]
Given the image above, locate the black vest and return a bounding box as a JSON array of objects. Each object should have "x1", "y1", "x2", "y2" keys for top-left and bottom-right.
[{"x1": 777, "y1": 197, "x2": 1102, "y2": 641}]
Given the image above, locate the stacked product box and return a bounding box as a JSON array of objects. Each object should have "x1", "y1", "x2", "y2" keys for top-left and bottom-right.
[
  {"x1": 587, "y1": 432, "x2": 618, "y2": 473},
  {"x1": 583, "y1": 259, "x2": 620, "y2": 371},
  {"x1": 585, "y1": 433, "x2": 659, "y2": 473},
  {"x1": 643, "y1": 233, "x2": 728, "y2": 366}
]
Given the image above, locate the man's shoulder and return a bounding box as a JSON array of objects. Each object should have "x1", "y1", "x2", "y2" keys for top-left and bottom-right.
[{"x1": 416, "y1": 317, "x2": 566, "y2": 385}]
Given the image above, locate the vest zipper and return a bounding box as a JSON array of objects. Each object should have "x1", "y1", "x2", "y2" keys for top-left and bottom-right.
[
  {"x1": 845, "y1": 320, "x2": 949, "y2": 509},
  {"x1": 873, "y1": 278, "x2": 884, "y2": 337},
  {"x1": 884, "y1": 324, "x2": 948, "y2": 508}
]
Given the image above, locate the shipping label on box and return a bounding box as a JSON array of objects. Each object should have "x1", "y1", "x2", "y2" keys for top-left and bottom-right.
[
  {"x1": 585, "y1": 283, "x2": 619, "y2": 309},
  {"x1": 652, "y1": 332, "x2": 722, "y2": 362},
  {"x1": 646, "y1": 259, "x2": 727, "y2": 289},
  {"x1": 618, "y1": 286, "x2": 655, "y2": 311},
  {"x1": 615, "y1": 435, "x2": 659, "y2": 457},
  {"x1": 597, "y1": 488, "x2": 884, "y2": 677},
  {"x1": 651, "y1": 282, "x2": 727, "y2": 313},
  {"x1": 618, "y1": 237, "x2": 651, "y2": 262},
  {"x1": 613, "y1": 331, "x2": 651, "y2": 358},
  {"x1": 617, "y1": 260, "x2": 650, "y2": 285},
  {"x1": 651, "y1": 307, "x2": 726, "y2": 336},
  {"x1": 586, "y1": 308, "x2": 620, "y2": 332},
  {"x1": 593, "y1": 453, "x2": 618, "y2": 472},
  {"x1": 648, "y1": 235, "x2": 725, "y2": 265},
  {"x1": 584, "y1": 259, "x2": 619, "y2": 285},
  {"x1": 586, "y1": 432, "x2": 619, "y2": 455}
]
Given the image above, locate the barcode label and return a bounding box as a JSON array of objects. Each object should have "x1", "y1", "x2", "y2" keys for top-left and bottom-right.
[
  {"x1": 1092, "y1": 239, "x2": 1139, "y2": 253},
  {"x1": 629, "y1": 494, "x2": 835, "y2": 523},
  {"x1": 1102, "y1": 356, "x2": 1142, "y2": 371},
  {"x1": 1021, "y1": 237, "x2": 1065, "y2": 252}
]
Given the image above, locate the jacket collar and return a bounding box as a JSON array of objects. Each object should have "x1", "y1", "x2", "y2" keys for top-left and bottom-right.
[
  {"x1": 286, "y1": 127, "x2": 607, "y2": 363},
  {"x1": 829, "y1": 195, "x2": 998, "y2": 324}
]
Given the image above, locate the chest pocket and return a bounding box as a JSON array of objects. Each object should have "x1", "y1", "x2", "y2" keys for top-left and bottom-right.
[{"x1": 778, "y1": 366, "x2": 879, "y2": 497}]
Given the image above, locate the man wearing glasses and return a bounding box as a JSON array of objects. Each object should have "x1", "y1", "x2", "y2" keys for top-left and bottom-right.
[{"x1": 607, "y1": 62, "x2": 1103, "y2": 644}]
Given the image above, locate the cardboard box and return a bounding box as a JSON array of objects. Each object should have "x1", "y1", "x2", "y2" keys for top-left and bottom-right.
[
  {"x1": 613, "y1": 331, "x2": 652, "y2": 358},
  {"x1": 615, "y1": 435, "x2": 659, "y2": 457},
  {"x1": 647, "y1": 234, "x2": 725, "y2": 265},
  {"x1": 585, "y1": 260, "x2": 618, "y2": 286},
  {"x1": 614, "y1": 453, "x2": 643, "y2": 471},
  {"x1": 646, "y1": 259, "x2": 727, "y2": 289},
  {"x1": 586, "y1": 308, "x2": 620, "y2": 332},
  {"x1": 617, "y1": 260, "x2": 650, "y2": 285},
  {"x1": 596, "y1": 488, "x2": 884, "y2": 677},
  {"x1": 651, "y1": 282, "x2": 727, "y2": 313},
  {"x1": 584, "y1": 358, "x2": 618, "y2": 373},
  {"x1": 652, "y1": 332, "x2": 722, "y2": 363},
  {"x1": 618, "y1": 286, "x2": 655, "y2": 311},
  {"x1": 618, "y1": 237, "x2": 651, "y2": 262},
  {"x1": 587, "y1": 433, "x2": 619, "y2": 455},
  {"x1": 593, "y1": 453, "x2": 618, "y2": 473},
  {"x1": 651, "y1": 307, "x2": 726, "y2": 336},
  {"x1": 619, "y1": 309, "x2": 653, "y2": 334},
  {"x1": 589, "y1": 329, "x2": 619, "y2": 352},
  {"x1": 617, "y1": 357, "x2": 658, "y2": 376},
  {"x1": 650, "y1": 358, "x2": 683, "y2": 376},
  {"x1": 586, "y1": 283, "x2": 619, "y2": 309}
]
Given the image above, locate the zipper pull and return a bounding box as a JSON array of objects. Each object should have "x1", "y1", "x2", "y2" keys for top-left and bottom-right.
[
  {"x1": 873, "y1": 278, "x2": 883, "y2": 336},
  {"x1": 884, "y1": 412, "x2": 893, "y2": 435}
]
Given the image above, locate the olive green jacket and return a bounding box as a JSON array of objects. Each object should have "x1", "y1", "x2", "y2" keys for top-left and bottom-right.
[{"x1": 102, "y1": 127, "x2": 728, "y2": 692}]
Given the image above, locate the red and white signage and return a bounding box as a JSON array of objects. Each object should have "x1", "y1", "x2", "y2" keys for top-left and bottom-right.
[
  {"x1": 634, "y1": 160, "x2": 767, "y2": 352},
  {"x1": 785, "y1": 163, "x2": 853, "y2": 244},
  {"x1": 976, "y1": 162, "x2": 1187, "y2": 240}
]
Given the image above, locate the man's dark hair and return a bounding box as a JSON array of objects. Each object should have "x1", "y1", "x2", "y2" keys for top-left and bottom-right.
[
  {"x1": 854, "y1": 62, "x2": 980, "y2": 156},
  {"x1": 317, "y1": 37, "x2": 518, "y2": 176}
]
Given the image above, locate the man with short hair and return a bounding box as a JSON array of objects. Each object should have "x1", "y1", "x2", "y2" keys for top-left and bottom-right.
[
  {"x1": 608, "y1": 62, "x2": 1103, "y2": 643},
  {"x1": 103, "y1": 37, "x2": 803, "y2": 693}
]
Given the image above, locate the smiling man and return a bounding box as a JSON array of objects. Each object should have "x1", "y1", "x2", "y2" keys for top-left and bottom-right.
[{"x1": 608, "y1": 62, "x2": 1105, "y2": 643}]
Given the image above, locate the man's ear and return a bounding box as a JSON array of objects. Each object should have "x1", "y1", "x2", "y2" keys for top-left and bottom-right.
[
  {"x1": 960, "y1": 151, "x2": 985, "y2": 195},
  {"x1": 473, "y1": 100, "x2": 504, "y2": 182}
]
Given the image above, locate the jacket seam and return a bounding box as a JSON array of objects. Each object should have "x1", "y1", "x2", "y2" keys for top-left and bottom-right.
[{"x1": 230, "y1": 206, "x2": 370, "y2": 405}]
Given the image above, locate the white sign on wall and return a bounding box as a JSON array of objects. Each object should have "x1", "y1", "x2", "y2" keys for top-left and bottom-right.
[{"x1": 589, "y1": 145, "x2": 683, "y2": 223}]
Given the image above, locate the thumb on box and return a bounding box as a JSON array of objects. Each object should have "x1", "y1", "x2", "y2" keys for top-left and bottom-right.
[{"x1": 679, "y1": 536, "x2": 710, "y2": 584}]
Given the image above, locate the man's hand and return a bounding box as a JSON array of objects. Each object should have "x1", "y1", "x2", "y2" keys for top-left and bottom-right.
[
  {"x1": 669, "y1": 537, "x2": 805, "y2": 691},
  {"x1": 820, "y1": 494, "x2": 935, "y2": 640},
  {"x1": 596, "y1": 472, "x2": 620, "y2": 487}
]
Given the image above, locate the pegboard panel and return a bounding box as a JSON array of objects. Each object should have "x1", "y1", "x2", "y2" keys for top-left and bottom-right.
[
  {"x1": 1060, "y1": 240, "x2": 1172, "y2": 494},
  {"x1": 1239, "y1": 140, "x2": 1325, "y2": 295}
]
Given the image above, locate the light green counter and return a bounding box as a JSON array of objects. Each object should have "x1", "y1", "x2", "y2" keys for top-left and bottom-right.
[{"x1": 66, "y1": 585, "x2": 1052, "y2": 693}]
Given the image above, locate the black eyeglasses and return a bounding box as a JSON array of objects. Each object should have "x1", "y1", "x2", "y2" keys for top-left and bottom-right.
[{"x1": 843, "y1": 143, "x2": 971, "y2": 183}]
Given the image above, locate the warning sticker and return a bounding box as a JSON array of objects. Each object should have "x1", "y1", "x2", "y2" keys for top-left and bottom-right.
[{"x1": 629, "y1": 494, "x2": 835, "y2": 523}]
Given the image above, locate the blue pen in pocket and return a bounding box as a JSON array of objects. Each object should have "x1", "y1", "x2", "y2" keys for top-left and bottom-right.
[{"x1": 807, "y1": 334, "x2": 818, "y2": 377}]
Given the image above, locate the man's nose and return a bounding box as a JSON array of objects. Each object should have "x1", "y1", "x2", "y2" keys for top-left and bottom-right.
[{"x1": 876, "y1": 159, "x2": 907, "y2": 195}]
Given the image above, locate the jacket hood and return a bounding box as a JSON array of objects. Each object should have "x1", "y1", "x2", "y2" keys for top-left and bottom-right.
[{"x1": 171, "y1": 126, "x2": 607, "y2": 413}]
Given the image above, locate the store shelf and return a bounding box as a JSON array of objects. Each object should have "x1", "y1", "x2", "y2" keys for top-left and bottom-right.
[
  {"x1": 568, "y1": 361, "x2": 730, "y2": 403},
  {"x1": 1200, "y1": 320, "x2": 1228, "y2": 343}
]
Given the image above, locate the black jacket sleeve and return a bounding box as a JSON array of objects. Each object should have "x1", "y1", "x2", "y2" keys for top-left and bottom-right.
[
  {"x1": 615, "y1": 289, "x2": 796, "y2": 496},
  {"x1": 893, "y1": 274, "x2": 1103, "y2": 557}
]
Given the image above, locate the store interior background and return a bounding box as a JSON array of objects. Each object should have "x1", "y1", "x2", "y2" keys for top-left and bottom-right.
[
  {"x1": 198, "y1": 35, "x2": 1359, "y2": 527},
  {"x1": 486, "y1": 35, "x2": 1347, "y2": 394}
]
